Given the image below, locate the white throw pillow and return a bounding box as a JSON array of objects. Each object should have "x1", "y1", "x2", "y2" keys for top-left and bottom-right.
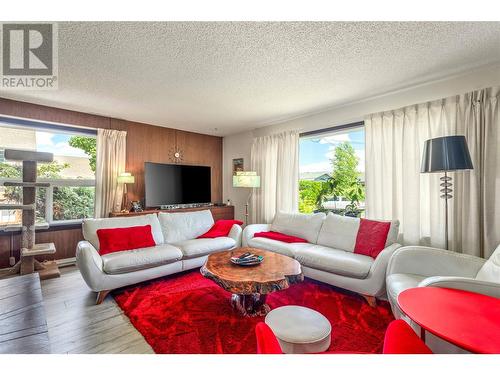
[
  {"x1": 158, "y1": 210, "x2": 214, "y2": 243},
  {"x1": 82, "y1": 213, "x2": 164, "y2": 250},
  {"x1": 270, "y1": 211, "x2": 326, "y2": 244}
]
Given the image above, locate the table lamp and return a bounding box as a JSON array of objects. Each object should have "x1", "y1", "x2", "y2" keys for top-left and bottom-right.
[
  {"x1": 421, "y1": 135, "x2": 473, "y2": 249},
  {"x1": 232, "y1": 171, "x2": 260, "y2": 226},
  {"x1": 117, "y1": 172, "x2": 135, "y2": 212}
]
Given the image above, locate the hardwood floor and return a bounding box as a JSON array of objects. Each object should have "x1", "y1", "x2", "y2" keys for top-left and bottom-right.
[
  {"x1": 40, "y1": 266, "x2": 154, "y2": 354},
  {"x1": 0, "y1": 274, "x2": 50, "y2": 354}
]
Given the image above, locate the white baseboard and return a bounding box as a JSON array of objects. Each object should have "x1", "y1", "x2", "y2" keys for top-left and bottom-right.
[{"x1": 56, "y1": 257, "x2": 76, "y2": 267}]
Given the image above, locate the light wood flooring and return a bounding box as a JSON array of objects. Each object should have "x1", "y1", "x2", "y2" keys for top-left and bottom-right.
[
  {"x1": 40, "y1": 266, "x2": 153, "y2": 354},
  {"x1": 0, "y1": 273, "x2": 50, "y2": 354}
]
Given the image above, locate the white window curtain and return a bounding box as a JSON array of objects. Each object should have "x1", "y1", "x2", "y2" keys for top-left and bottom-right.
[
  {"x1": 94, "y1": 129, "x2": 127, "y2": 218},
  {"x1": 250, "y1": 130, "x2": 299, "y2": 224},
  {"x1": 365, "y1": 86, "x2": 499, "y2": 258}
]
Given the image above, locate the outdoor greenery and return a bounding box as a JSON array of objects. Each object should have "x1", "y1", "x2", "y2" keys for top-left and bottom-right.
[
  {"x1": 52, "y1": 186, "x2": 94, "y2": 220},
  {"x1": 298, "y1": 141, "x2": 365, "y2": 217},
  {"x1": 299, "y1": 180, "x2": 324, "y2": 213},
  {"x1": 0, "y1": 135, "x2": 96, "y2": 222},
  {"x1": 68, "y1": 136, "x2": 97, "y2": 172},
  {"x1": 331, "y1": 142, "x2": 364, "y2": 201}
]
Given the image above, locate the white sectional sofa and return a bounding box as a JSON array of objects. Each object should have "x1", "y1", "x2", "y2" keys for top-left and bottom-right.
[
  {"x1": 243, "y1": 212, "x2": 401, "y2": 305},
  {"x1": 76, "y1": 210, "x2": 242, "y2": 304}
]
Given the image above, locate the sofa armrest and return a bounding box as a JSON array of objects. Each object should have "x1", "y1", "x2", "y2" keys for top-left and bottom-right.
[
  {"x1": 386, "y1": 246, "x2": 485, "y2": 279},
  {"x1": 76, "y1": 240, "x2": 106, "y2": 292},
  {"x1": 228, "y1": 224, "x2": 243, "y2": 247},
  {"x1": 419, "y1": 276, "x2": 500, "y2": 298},
  {"x1": 360, "y1": 243, "x2": 401, "y2": 296},
  {"x1": 242, "y1": 224, "x2": 271, "y2": 247},
  {"x1": 371, "y1": 243, "x2": 402, "y2": 274}
]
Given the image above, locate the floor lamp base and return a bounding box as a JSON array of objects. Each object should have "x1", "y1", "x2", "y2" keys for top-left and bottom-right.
[
  {"x1": 244, "y1": 203, "x2": 249, "y2": 227},
  {"x1": 440, "y1": 172, "x2": 452, "y2": 250}
]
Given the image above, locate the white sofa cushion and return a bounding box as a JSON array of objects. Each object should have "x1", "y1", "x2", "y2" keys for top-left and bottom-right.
[
  {"x1": 101, "y1": 244, "x2": 183, "y2": 274},
  {"x1": 158, "y1": 210, "x2": 214, "y2": 243},
  {"x1": 82, "y1": 214, "x2": 164, "y2": 250},
  {"x1": 386, "y1": 273, "x2": 427, "y2": 304},
  {"x1": 247, "y1": 237, "x2": 315, "y2": 258},
  {"x1": 173, "y1": 237, "x2": 236, "y2": 258},
  {"x1": 317, "y1": 213, "x2": 400, "y2": 252},
  {"x1": 294, "y1": 245, "x2": 373, "y2": 279},
  {"x1": 270, "y1": 211, "x2": 326, "y2": 244},
  {"x1": 317, "y1": 213, "x2": 360, "y2": 252}
]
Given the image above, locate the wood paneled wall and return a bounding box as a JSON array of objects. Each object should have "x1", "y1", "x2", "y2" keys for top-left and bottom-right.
[
  {"x1": 0, "y1": 227, "x2": 83, "y2": 268},
  {"x1": 110, "y1": 119, "x2": 222, "y2": 203},
  {"x1": 0, "y1": 98, "x2": 223, "y2": 268}
]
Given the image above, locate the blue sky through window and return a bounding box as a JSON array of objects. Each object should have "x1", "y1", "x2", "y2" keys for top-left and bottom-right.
[
  {"x1": 299, "y1": 128, "x2": 365, "y2": 179},
  {"x1": 36, "y1": 131, "x2": 89, "y2": 158}
]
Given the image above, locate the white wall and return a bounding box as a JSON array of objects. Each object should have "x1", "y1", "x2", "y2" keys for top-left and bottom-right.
[
  {"x1": 222, "y1": 63, "x2": 500, "y2": 222},
  {"x1": 222, "y1": 130, "x2": 253, "y2": 222},
  {"x1": 252, "y1": 62, "x2": 500, "y2": 137}
]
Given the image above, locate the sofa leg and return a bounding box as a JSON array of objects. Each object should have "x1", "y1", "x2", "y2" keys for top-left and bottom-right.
[
  {"x1": 96, "y1": 290, "x2": 111, "y2": 305},
  {"x1": 362, "y1": 294, "x2": 377, "y2": 307}
]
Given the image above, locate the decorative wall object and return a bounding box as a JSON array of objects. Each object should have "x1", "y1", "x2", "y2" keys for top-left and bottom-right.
[
  {"x1": 169, "y1": 147, "x2": 184, "y2": 163},
  {"x1": 232, "y1": 158, "x2": 244, "y2": 175},
  {"x1": 169, "y1": 130, "x2": 184, "y2": 163}
]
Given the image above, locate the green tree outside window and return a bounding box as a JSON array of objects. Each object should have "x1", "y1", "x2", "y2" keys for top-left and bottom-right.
[{"x1": 299, "y1": 141, "x2": 365, "y2": 217}]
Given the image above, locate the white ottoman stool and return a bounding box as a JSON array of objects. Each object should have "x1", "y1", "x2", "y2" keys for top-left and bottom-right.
[{"x1": 265, "y1": 305, "x2": 331, "y2": 354}]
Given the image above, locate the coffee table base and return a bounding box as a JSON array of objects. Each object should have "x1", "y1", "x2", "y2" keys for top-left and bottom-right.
[{"x1": 231, "y1": 293, "x2": 270, "y2": 317}]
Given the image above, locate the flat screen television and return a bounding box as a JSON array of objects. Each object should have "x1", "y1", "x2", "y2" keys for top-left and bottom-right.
[{"x1": 144, "y1": 162, "x2": 211, "y2": 207}]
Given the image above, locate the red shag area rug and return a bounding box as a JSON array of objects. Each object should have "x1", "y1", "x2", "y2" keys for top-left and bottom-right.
[{"x1": 113, "y1": 271, "x2": 394, "y2": 354}]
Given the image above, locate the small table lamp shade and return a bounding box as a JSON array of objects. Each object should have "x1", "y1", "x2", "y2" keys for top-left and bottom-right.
[
  {"x1": 233, "y1": 171, "x2": 261, "y2": 188},
  {"x1": 421, "y1": 135, "x2": 473, "y2": 173},
  {"x1": 117, "y1": 172, "x2": 134, "y2": 212},
  {"x1": 117, "y1": 172, "x2": 135, "y2": 184}
]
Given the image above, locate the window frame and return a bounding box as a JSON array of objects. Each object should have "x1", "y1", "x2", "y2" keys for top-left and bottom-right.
[
  {"x1": 300, "y1": 121, "x2": 364, "y2": 139},
  {"x1": 0, "y1": 116, "x2": 97, "y2": 226},
  {"x1": 298, "y1": 121, "x2": 366, "y2": 215}
]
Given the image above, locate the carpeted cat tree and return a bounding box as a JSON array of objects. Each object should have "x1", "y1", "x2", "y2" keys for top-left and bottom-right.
[{"x1": 0, "y1": 149, "x2": 60, "y2": 279}]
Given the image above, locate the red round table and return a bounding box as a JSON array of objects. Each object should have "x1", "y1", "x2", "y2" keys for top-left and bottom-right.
[{"x1": 398, "y1": 287, "x2": 500, "y2": 354}]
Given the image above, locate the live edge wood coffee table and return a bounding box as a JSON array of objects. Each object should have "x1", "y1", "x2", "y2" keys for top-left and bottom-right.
[{"x1": 201, "y1": 247, "x2": 303, "y2": 317}]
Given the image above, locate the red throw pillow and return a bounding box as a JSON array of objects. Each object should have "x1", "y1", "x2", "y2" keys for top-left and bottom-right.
[
  {"x1": 254, "y1": 231, "x2": 308, "y2": 243},
  {"x1": 354, "y1": 218, "x2": 391, "y2": 258},
  {"x1": 197, "y1": 220, "x2": 243, "y2": 238},
  {"x1": 97, "y1": 225, "x2": 156, "y2": 256}
]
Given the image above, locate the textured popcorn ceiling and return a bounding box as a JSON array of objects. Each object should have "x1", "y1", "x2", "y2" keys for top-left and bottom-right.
[{"x1": 2, "y1": 22, "x2": 500, "y2": 135}]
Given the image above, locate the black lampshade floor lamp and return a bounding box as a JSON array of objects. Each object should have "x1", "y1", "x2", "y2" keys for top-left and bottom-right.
[{"x1": 420, "y1": 135, "x2": 473, "y2": 250}]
